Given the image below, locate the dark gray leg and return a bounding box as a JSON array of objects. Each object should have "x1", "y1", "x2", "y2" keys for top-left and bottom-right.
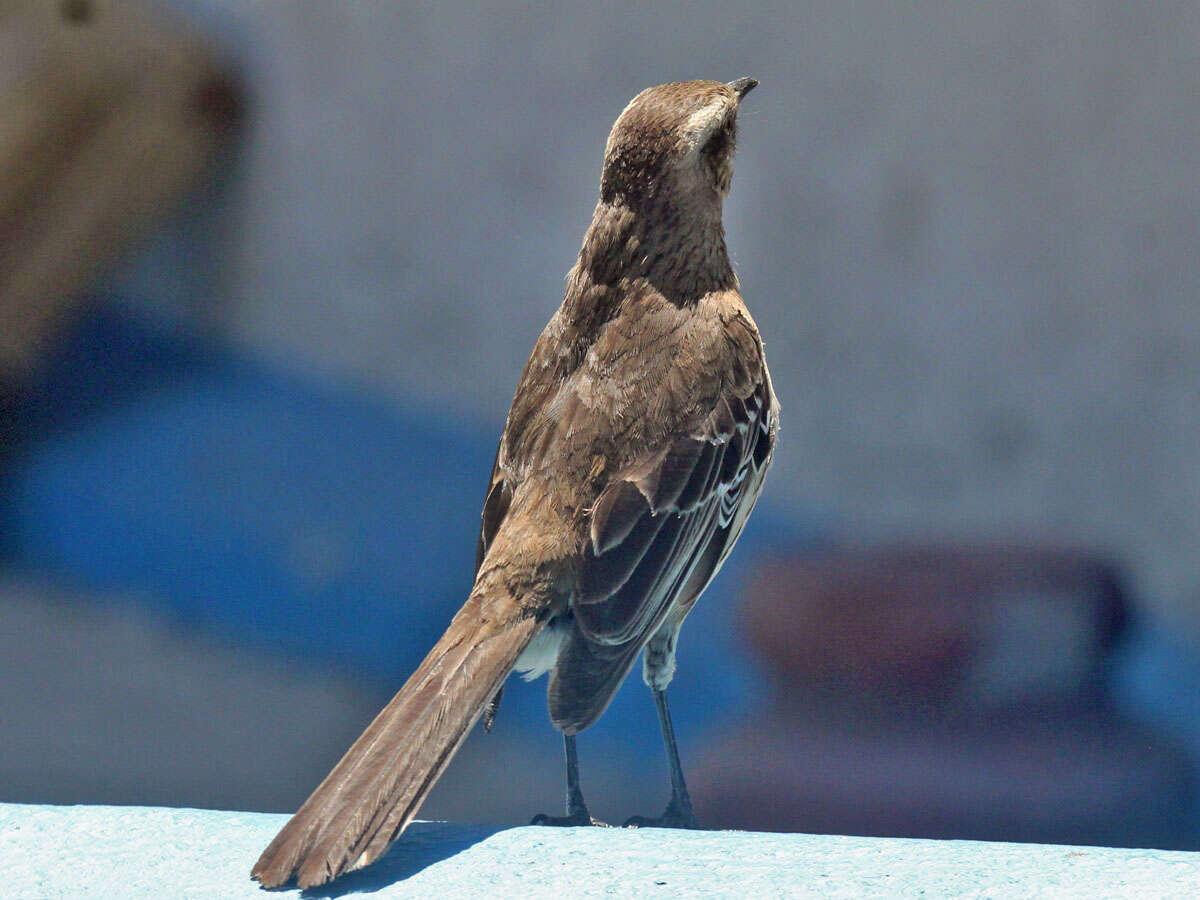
[
  {"x1": 624, "y1": 688, "x2": 702, "y2": 828},
  {"x1": 531, "y1": 734, "x2": 604, "y2": 826}
]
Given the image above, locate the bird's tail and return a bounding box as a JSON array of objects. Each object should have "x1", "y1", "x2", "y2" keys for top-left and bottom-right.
[{"x1": 251, "y1": 579, "x2": 543, "y2": 889}]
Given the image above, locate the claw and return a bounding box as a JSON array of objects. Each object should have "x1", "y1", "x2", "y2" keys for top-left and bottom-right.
[
  {"x1": 531, "y1": 811, "x2": 609, "y2": 827},
  {"x1": 622, "y1": 797, "x2": 701, "y2": 830}
]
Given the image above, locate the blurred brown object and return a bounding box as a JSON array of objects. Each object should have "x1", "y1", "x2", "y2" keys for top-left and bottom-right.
[
  {"x1": 0, "y1": 0, "x2": 239, "y2": 379},
  {"x1": 744, "y1": 544, "x2": 1128, "y2": 710},
  {"x1": 693, "y1": 543, "x2": 1195, "y2": 849}
]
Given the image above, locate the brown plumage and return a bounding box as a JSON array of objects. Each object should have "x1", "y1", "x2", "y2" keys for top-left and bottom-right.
[{"x1": 252, "y1": 77, "x2": 777, "y2": 889}]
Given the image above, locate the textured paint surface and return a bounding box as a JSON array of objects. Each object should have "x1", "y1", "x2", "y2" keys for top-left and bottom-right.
[
  {"x1": 3, "y1": 803, "x2": 1197, "y2": 899},
  {"x1": 148, "y1": 1, "x2": 1200, "y2": 626}
]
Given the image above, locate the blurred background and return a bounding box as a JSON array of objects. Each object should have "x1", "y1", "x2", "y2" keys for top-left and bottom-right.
[{"x1": 2, "y1": 0, "x2": 1198, "y2": 852}]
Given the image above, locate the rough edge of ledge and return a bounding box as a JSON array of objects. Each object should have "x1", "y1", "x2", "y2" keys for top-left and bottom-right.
[{"x1": 2, "y1": 803, "x2": 1196, "y2": 899}]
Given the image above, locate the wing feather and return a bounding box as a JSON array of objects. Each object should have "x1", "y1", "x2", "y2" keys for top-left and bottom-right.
[
  {"x1": 574, "y1": 375, "x2": 772, "y2": 643},
  {"x1": 549, "y1": 374, "x2": 775, "y2": 730}
]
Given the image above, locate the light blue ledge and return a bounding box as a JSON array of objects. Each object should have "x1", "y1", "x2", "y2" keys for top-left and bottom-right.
[{"x1": 3, "y1": 803, "x2": 1196, "y2": 899}]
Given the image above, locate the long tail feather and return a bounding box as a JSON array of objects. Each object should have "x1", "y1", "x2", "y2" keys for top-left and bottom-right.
[{"x1": 251, "y1": 587, "x2": 541, "y2": 889}]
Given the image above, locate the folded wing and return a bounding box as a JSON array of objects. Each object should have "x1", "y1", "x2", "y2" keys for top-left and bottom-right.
[{"x1": 548, "y1": 374, "x2": 775, "y2": 732}]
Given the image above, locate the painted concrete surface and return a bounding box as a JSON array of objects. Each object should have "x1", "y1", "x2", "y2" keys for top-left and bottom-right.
[{"x1": 3, "y1": 803, "x2": 1196, "y2": 899}]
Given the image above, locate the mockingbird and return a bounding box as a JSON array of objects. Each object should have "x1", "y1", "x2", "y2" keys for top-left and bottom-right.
[{"x1": 252, "y1": 76, "x2": 777, "y2": 890}]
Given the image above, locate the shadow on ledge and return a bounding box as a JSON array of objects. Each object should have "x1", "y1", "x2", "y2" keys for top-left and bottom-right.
[{"x1": 292, "y1": 823, "x2": 510, "y2": 897}]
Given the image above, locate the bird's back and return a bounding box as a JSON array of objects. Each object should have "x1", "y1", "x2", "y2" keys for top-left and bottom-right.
[{"x1": 480, "y1": 275, "x2": 777, "y2": 732}]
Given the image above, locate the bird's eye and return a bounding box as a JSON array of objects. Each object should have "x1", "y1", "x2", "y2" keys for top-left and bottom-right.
[{"x1": 703, "y1": 118, "x2": 735, "y2": 157}]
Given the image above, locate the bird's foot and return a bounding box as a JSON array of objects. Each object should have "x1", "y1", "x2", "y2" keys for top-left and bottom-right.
[
  {"x1": 623, "y1": 797, "x2": 702, "y2": 829},
  {"x1": 530, "y1": 810, "x2": 609, "y2": 827}
]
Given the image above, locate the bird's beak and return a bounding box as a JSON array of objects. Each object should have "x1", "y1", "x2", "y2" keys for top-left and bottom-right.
[{"x1": 727, "y1": 77, "x2": 759, "y2": 101}]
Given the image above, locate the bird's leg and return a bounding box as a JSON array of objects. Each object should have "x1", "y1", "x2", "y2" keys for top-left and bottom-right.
[
  {"x1": 531, "y1": 734, "x2": 606, "y2": 826},
  {"x1": 624, "y1": 688, "x2": 702, "y2": 829}
]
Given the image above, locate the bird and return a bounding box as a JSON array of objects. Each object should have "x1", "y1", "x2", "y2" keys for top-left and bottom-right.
[{"x1": 251, "y1": 76, "x2": 777, "y2": 890}]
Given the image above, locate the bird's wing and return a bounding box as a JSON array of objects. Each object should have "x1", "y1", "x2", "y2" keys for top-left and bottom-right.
[
  {"x1": 578, "y1": 372, "x2": 774, "y2": 640},
  {"x1": 476, "y1": 446, "x2": 512, "y2": 573},
  {"x1": 547, "y1": 371, "x2": 775, "y2": 732}
]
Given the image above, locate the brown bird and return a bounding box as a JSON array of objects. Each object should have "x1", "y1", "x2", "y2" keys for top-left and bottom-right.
[{"x1": 252, "y1": 76, "x2": 777, "y2": 889}]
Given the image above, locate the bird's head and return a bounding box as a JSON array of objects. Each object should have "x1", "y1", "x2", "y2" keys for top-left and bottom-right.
[{"x1": 600, "y1": 77, "x2": 758, "y2": 209}]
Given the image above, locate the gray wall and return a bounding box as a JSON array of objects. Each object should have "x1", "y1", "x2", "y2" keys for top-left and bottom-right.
[{"x1": 187, "y1": 2, "x2": 1197, "y2": 625}]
